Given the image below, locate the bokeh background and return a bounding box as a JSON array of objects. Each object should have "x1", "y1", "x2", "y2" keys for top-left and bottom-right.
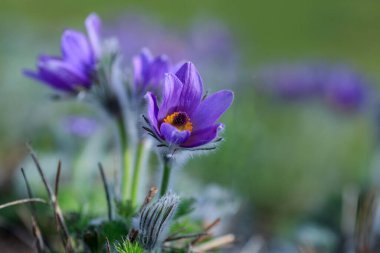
[{"x1": 1, "y1": 1, "x2": 380, "y2": 252}]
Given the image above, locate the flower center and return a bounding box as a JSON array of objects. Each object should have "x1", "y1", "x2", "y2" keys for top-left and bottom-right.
[{"x1": 163, "y1": 112, "x2": 193, "y2": 132}]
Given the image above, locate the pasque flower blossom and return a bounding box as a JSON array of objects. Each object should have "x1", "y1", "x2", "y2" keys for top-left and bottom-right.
[
  {"x1": 133, "y1": 48, "x2": 170, "y2": 94},
  {"x1": 145, "y1": 62, "x2": 233, "y2": 149},
  {"x1": 23, "y1": 13, "x2": 102, "y2": 93}
]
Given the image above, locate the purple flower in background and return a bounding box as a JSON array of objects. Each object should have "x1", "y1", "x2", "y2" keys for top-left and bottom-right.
[
  {"x1": 62, "y1": 116, "x2": 99, "y2": 138},
  {"x1": 23, "y1": 13, "x2": 102, "y2": 93},
  {"x1": 145, "y1": 62, "x2": 233, "y2": 149},
  {"x1": 255, "y1": 62, "x2": 369, "y2": 111},
  {"x1": 256, "y1": 63, "x2": 324, "y2": 100},
  {"x1": 323, "y1": 67, "x2": 368, "y2": 111},
  {"x1": 107, "y1": 14, "x2": 187, "y2": 62},
  {"x1": 107, "y1": 14, "x2": 239, "y2": 88},
  {"x1": 133, "y1": 48, "x2": 170, "y2": 94}
]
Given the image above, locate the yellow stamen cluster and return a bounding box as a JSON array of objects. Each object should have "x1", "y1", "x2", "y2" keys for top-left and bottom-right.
[{"x1": 163, "y1": 112, "x2": 193, "y2": 132}]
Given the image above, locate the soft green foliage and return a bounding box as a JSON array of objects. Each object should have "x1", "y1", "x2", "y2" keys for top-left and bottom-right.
[
  {"x1": 116, "y1": 199, "x2": 136, "y2": 219},
  {"x1": 66, "y1": 211, "x2": 94, "y2": 235},
  {"x1": 174, "y1": 197, "x2": 196, "y2": 220},
  {"x1": 170, "y1": 197, "x2": 202, "y2": 235},
  {"x1": 191, "y1": 92, "x2": 375, "y2": 229},
  {"x1": 114, "y1": 239, "x2": 144, "y2": 253},
  {"x1": 170, "y1": 218, "x2": 203, "y2": 235},
  {"x1": 99, "y1": 220, "x2": 130, "y2": 245},
  {"x1": 81, "y1": 220, "x2": 130, "y2": 252}
]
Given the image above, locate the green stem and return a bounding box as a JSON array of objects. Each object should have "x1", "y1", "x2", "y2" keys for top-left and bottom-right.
[
  {"x1": 130, "y1": 140, "x2": 147, "y2": 207},
  {"x1": 159, "y1": 156, "x2": 172, "y2": 197},
  {"x1": 116, "y1": 116, "x2": 130, "y2": 200}
]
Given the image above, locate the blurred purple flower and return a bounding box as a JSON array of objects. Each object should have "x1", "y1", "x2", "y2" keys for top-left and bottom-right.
[
  {"x1": 145, "y1": 62, "x2": 233, "y2": 148},
  {"x1": 106, "y1": 15, "x2": 187, "y2": 62},
  {"x1": 23, "y1": 13, "x2": 102, "y2": 93},
  {"x1": 133, "y1": 48, "x2": 170, "y2": 94},
  {"x1": 256, "y1": 62, "x2": 369, "y2": 111},
  {"x1": 107, "y1": 14, "x2": 239, "y2": 87},
  {"x1": 323, "y1": 67, "x2": 368, "y2": 111},
  {"x1": 256, "y1": 63, "x2": 324, "y2": 100},
  {"x1": 188, "y1": 19, "x2": 240, "y2": 87},
  {"x1": 63, "y1": 116, "x2": 99, "y2": 138}
]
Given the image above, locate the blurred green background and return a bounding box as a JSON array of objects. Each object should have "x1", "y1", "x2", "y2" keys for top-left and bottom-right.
[{"x1": 1, "y1": 0, "x2": 380, "y2": 236}]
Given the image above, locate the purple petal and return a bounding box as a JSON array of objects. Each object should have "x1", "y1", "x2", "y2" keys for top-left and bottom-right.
[
  {"x1": 145, "y1": 92, "x2": 159, "y2": 133},
  {"x1": 191, "y1": 90, "x2": 233, "y2": 130},
  {"x1": 37, "y1": 58, "x2": 90, "y2": 89},
  {"x1": 24, "y1": 55, "x2": 87, "y2": 92},
  {"x1": 175, "y1": 62, "x2": 203, "y2": 114},
  {"x1": 85, "y1": 13, "x2": 102, "y2": 59},
  {"x1": 158, "y1": 73, "x2": 183, "y2": 121},
  {"x1": 133, "y1": 48, "x2": 153, "y2": 89},
  {"x1": 182, "y1": 124, "x2": 224, "y2": 148},
  {"x1": 61, "y1": 29, "x2": 93, "y2": 70},
  {"x1": 38, "y1": 55, "x2": 62, "y2": 63},
  {"x1": 23, "y1": 69, "x2": 74, "y2": 92},
  {"x1": 149, "y1": 55, "x2": 170, "y2": 87},
  {"x1": 160, "y1": 123, "x2": 191, "y2": 145}
]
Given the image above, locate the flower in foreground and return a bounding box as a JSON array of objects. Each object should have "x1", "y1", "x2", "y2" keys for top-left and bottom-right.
[
  {"x1": 23, "y1": 13, "x2": 102, "y2": 93},
  {"x1": 145, "y1": 62, "x2": 233, "y2": 149},
  {"x1": 133, "y1": 192, "x2": 179, "y2": 250},
  {"x1": 133, "y1": 48, "x2": 170, "y2": 94}
]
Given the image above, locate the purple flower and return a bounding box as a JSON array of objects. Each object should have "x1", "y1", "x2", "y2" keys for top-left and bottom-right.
[
  {"x1": 23, "y1": 13, "x2": 102, "y2": 93},
  {"x1": 256, "y1": 63, "x2": 324, "y2": 100},
  {"x1": 107, "y1": 14, "x2": 240, "y2": 88},
  {"x1": 323, "y1": 67, "x2": 368, "y2": 111},
  {"x1": 255, "y1": 62, "x2": 369, "y2": 111},
  {"x1": 145, "y1": 62, "x2": 233, "y2": 149},
  {"x1": 62, "y1": 116, "x2": 99, "y2": 138},
  {"x1": 133, "y1": 48, "x2": 170, "y2": 94}
]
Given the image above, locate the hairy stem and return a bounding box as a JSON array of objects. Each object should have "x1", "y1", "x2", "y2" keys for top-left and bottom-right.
[{"x1": 160, "y1": 156, "x2": 172, "y2": 197}]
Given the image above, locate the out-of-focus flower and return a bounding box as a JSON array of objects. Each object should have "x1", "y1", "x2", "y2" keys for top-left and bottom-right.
[
  {"x1": 107, "y1": 14, "x2": 240, "y2": 88},
  {"x1": 255, "y1": 62, "x2": 369, "y2": 111},
  {"x1": 133, "y1": 48, "x2": 170, "y2": 94},
  {"x1": 189, "y1": 19, "x2": 240, "y2": 87},
  {"x1": 23, "y1": 13, "x2": 102, "y2": 93},
  {"x1": 133, "y1": 192, "x2": 179, "y2": 250},
  {"x1": 62, "y1": 116, "x2": 99, "y2": 138},
  {"x1": 145, "y1": 62, "x2": 233, "y2": 149},
  {"x1": 323, "y1": 67, "x2": 368, "y2": 111},
  {"x1": 255, "y1": 63, "x2": 324, "y2": 100}
]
